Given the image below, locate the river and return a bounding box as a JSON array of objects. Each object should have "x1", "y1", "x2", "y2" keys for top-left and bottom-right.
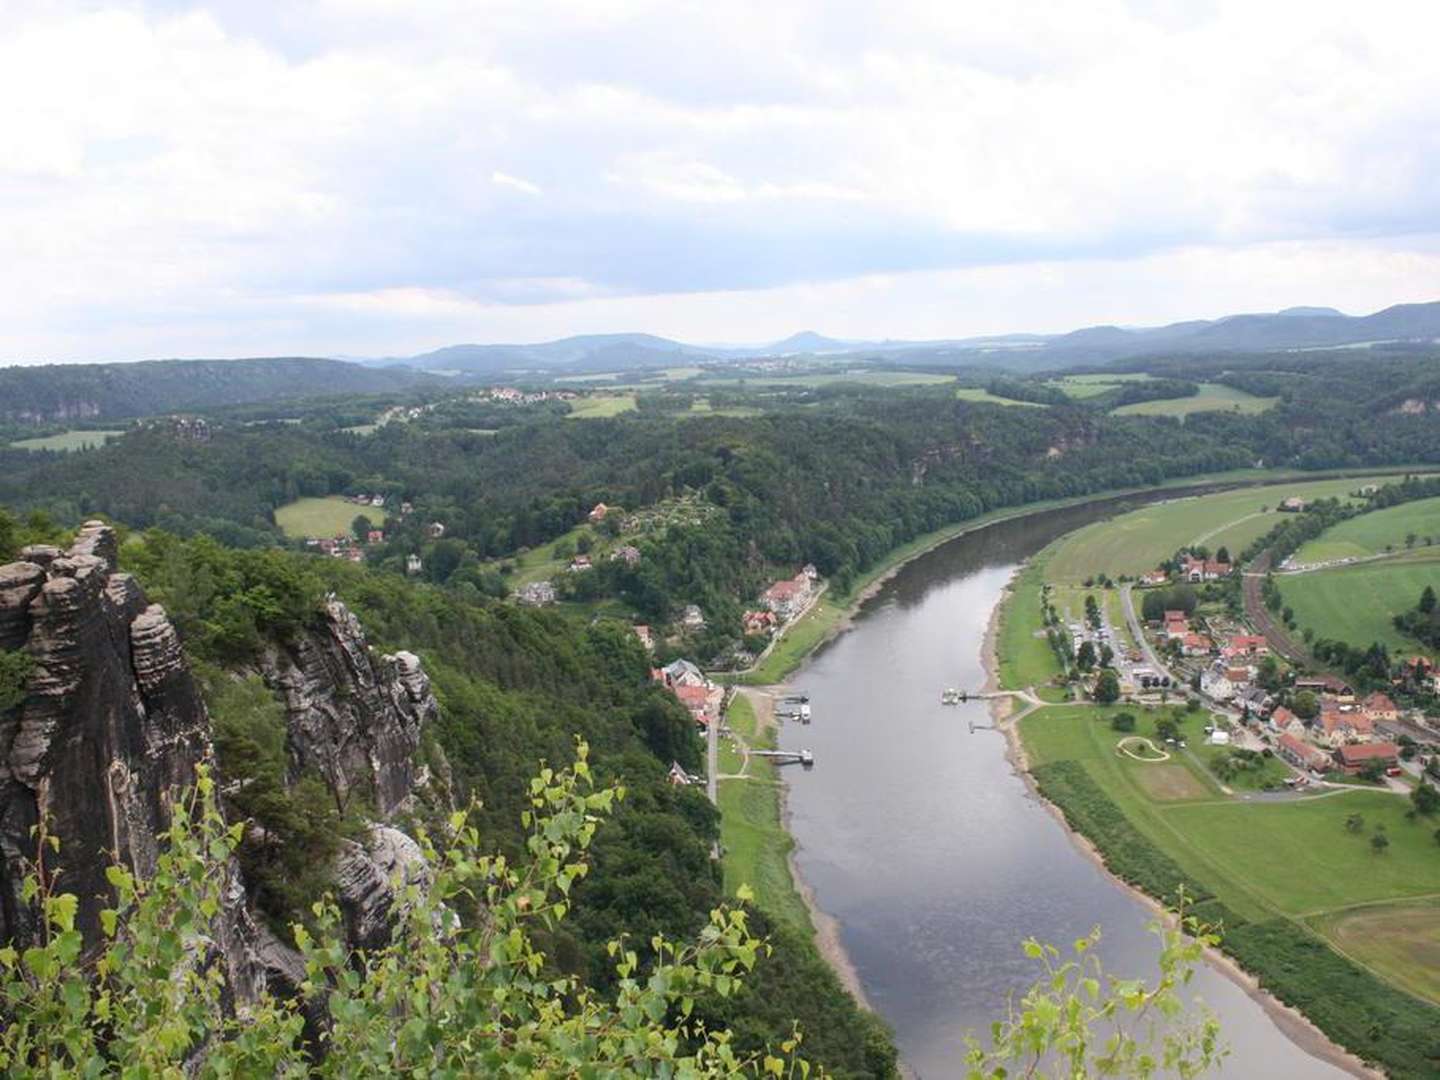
[{"x1": 776, "y1": 495, "x2": 1355, "y2": 1079}]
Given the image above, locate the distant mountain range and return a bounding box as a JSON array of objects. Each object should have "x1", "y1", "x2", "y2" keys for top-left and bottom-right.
[{"x1": 379, "y1": 300, "x2": 1440, "y2": 375}]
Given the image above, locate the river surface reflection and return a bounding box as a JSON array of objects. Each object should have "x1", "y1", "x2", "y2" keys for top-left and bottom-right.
[{"x1": 777, "y1": 497, "x2": 1353, "y2": 1079}]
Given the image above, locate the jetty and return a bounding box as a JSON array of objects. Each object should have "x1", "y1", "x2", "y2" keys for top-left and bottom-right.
[{"x1": 751, "y1": 748, "x2": 815, "y2": 767}]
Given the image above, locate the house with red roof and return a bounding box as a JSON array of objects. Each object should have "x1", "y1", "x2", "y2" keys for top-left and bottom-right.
[
  {"x1": 761, "y1": 570, "x2": 816, "y2": 620},
  {"x1": 1334, "y1": 742, "x2": 1399, "y2": 775},
  {"x1": 1316, "y1": 710, "x2": 1374, "y2": 747},
  {"x1": 1277, "y1": 732, "x2": 1331, "y2": 773}
]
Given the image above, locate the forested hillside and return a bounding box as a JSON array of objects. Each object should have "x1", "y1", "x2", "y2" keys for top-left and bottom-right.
[
  {"x1": 6, "y1": 351, "x2": 1440, "y2": 662},
  {"x1": 0, "y1": 357, "x2": 426, "y2": 425}
]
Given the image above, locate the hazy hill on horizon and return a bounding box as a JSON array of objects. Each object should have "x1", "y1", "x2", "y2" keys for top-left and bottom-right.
[{"x1": 386, "y1": 299, "x2": 1440, "y2": 375}]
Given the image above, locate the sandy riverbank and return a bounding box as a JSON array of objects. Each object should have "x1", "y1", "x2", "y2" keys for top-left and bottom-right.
[{"x1": 986, "y1": 564, "x2": 1382, "y2": 1079}]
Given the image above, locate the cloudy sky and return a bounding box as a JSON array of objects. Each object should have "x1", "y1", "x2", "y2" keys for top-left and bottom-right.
[{"x1": 4, "y1": 0, "x2": 1440, "y2": 361}]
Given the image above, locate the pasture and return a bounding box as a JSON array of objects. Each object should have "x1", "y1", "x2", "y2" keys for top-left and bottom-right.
[
  {"x1": 275, "y1": 496, "x2": 390, "y2": 539},
  {"x1": 1112, "y1": 382, "x2": 1278, "y2": 417},
  {"x1": 10, "y1": 429, "x2": 125, "y2": 452},
  {"x1": 698, "y1": 370, "x2": 954, "y2": 390},
  {"x1": 1278, "y1": 547, "x2": 1440, "y2": 654},
  {"x1": 566, "y1": 394, "x2": 637, "y2": 418},
  {"x1": 1292, "y1": 496, "x2": 1440, "y2": 563},
  {"x1": 1312, "y1": 900, "x2": 1440, "y2": 1005},
  {"x1": 1044, "y1": 476, "x2": 1391, "y2": 583},
  {"x1": 955, "y1": 386, "x2": 1044, "y2": 407},
  {"x1": 1046, "y1": 373, "x2": 1154, "y2": 399}
]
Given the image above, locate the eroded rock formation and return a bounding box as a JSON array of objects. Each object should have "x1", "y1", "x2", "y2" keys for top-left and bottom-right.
[{"x1": 0, "y1": 523, "x2": 443, "y2": 1000}]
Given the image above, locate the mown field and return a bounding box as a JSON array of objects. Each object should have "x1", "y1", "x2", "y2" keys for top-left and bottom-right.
[
  {"x1": 274, "y1": 496, "x2": 390, "y2": 539},
  {"x1": 566, "y1": 394, "x2": 638, "y2": 418},
  {"x1": 1278, "y1": 546, "x2": 1440, "y2": 655},
  {"x1": 1293, "y1": 495, "x2": 1440, "y2": 563},
  {"x1": 954, "y1": 386, "x2": 1044, "y2": 407},
  {"x1": 9, "y1": 429, "x2": 126, "y2": 451},
  {"x1": 1112, "y1": 382, "x2": 1278, "y2": 417},
  {"x1": 1312, "y1": 900, "x2": 1440, "y2": 1005},
  {"x1": 1045, "y1": 372, "x2": 1154, "y2": 399},
  {"x1": 1044, "y1": 476, "x2": 1391, "y2": 583},
  {"x1": 717, "y1": 694, "x2": 812, "y2": 931},
  {"x1": 995, "y1": 553, "x2": 1064, "y2": 692}
]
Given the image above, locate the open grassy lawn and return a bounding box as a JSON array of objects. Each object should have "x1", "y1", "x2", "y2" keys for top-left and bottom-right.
[
  {"x1": 1044, "y1": 476, "x2": 1392, "y2": 583},
  {"x1": 717, "y1": 695, "x2": 812, "y2": 931},
  {"x1": 1046, "y1": 373, "x2": 1154, "y2": 399},
  {"x1": 955, "y1": 386, "x2": 1045, "y2": 407},
  {"x1": 1166, "y1": 793, "x2": 1440, "y2": 916},
  {"x1": 1279, "y1": 546, "x2": 1440, "y2": 655},
  {"x1": 995, "y1": 556, "x2": 1063, "y2": 691},
  {"x1": 567, "y1": 394, "x2": 637, "y2": 418},
  {"x1": 1112, "y1": 382, "x2": 1278, "y2": 417},
  {"x1": 697, "y1": 370, "x2": 954, "y2": 390},
  {"x1": 1192, "y1": 741, "x2": 1293, "y2": 791},
  {"x1": 496, "y1": 523, "x2": 599, "y2": 587},
  {"x1": 10, "y1": 429, "x2": 126, "y2": 451},
  {"x1": 275, "y1": 496, "x2": 390, "y2": 539},
  {"x1": 1312, "y1": 899, "x2": 1440, "y2": 1005},
  {"x1": 1293, "y1": 496, "x2": 1440, "y2": 563}
]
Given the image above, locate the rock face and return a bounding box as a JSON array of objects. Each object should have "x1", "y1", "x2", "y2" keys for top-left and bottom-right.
[
  {"x1": 0, "y1": 523, "x2": 211, "y2": 945},
  {"x1": 259, "y1": 599, "x2": 439, "y2": 819},
  {"x1": 0, "y1": 524, "x2": 443, "y2": 1000}
]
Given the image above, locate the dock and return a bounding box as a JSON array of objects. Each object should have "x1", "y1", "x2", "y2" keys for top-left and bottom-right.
[{"x1": 751, "y1": 748, "x2": 815, "y2": 767}]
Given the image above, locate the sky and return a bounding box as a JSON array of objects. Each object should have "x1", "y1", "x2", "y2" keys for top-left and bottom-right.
[{"x1": 4, "y1": 0, "x2": 1440, "y2": 362}]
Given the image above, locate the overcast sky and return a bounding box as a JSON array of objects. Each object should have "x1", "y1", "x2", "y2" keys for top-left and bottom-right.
[{"x1": 4, "y1": 1, "x2": 1440, "y2": 362}]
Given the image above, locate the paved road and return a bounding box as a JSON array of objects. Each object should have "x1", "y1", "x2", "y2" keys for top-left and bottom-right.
[{"x1": 1118, "y1": 584, "x2": 1178, "y2": 684}]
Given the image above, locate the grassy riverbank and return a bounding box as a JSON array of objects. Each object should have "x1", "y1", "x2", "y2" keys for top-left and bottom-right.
[{"x1": 717, "y1": 695, "x2": 813, "y2": 933}]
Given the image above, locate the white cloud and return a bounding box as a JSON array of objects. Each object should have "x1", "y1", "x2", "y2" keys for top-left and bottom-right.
[
  {"x1": 491, "y1": 171, "x2": 542, "y2": 196},
  {"x1": 1, "y1": 0, "x2": 1438, "y2": 360}
]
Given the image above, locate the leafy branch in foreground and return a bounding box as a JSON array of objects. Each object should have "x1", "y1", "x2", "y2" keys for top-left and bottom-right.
[
  {"x1": 964, "y1": 893, "x2": 1225, "y2": 1079},
  {"x1": 0, "y1": 744, "x2": 1223, "y2": 1077}
]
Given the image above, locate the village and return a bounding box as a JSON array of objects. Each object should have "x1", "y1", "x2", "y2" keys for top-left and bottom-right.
[{"x1": 1061, "y1": 540, "x2": 1438, "y2": 792}]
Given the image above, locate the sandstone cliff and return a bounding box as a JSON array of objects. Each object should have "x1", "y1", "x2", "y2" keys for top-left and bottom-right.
[{"x1": 0, "y1": 522, "x2": 441, "y2": 996}]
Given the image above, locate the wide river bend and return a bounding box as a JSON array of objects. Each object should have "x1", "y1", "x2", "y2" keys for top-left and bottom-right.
[{"x1": 777, "y1": 494, "x2": 1355, "y2": 1079}]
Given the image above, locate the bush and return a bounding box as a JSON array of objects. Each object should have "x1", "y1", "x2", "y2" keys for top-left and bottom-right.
[{"x1": 1110, "y1": 712, "x2": 1137, "y2": 732}]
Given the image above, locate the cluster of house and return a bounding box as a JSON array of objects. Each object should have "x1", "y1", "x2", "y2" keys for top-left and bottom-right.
[
  {"x1": 1162, "y1": 610, "x2": 1214, "y2": 657},
  {"x1": 1255, "y1": 679, "x2": 1404, "y2": 775},
  {"x1": 516, "y1": 580, "x2": 557, "y2": 606},
  {"x1": 306, "y1": 535, "x2": 369, "y2": 563},
  {"x1": 653, "y1": 658, "x2": 724, "y2": 730},
  {"x1": 1139, "y1": 553, "x2": 1233, "y2": 587},
  {"x1": 741, "y1": 565, "x2": 820, "y2": 637},
  {"x1": 477, "y1": 387, "x2": 577, "y2": 405},
  {"x1": 565, "y1": 544, "x2": 642, "y2": 575}
]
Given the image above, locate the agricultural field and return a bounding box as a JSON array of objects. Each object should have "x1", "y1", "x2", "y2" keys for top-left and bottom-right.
[
  {"x1": 1278, "y1": 546, "x2": 1440, "y2": 655},
  {"x1": 274, "y1": 496, "x2": 390, "y2": 539},
  {"x1": 698, "y1": 369, "x2": 954, "y2": 390},
  {"x1": 1045, "y1": 372, "x2": 1154, "y2": 399},
  {"x1": 1292, "y1": 496, "x2": 1440, "y2": 563},
  {"x1": 1112, "y1": 382, "x2": 1278, "y2": 417},
  {"x1": 954, "y1": 386, "x2": 1044, "y2": 407},
  {"x1": 1312, "y1": 900, "x2": 1440, "y2": 1005},
  {"x1": 9, "y1": 429, "x2": 126, "y2": 451},
  {"x1": 566, "y1": 394, "x2": 637, "y2": 418},
  {"x1": 1044, "y1": 475, "x2": 1395, "y2": 583}
]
